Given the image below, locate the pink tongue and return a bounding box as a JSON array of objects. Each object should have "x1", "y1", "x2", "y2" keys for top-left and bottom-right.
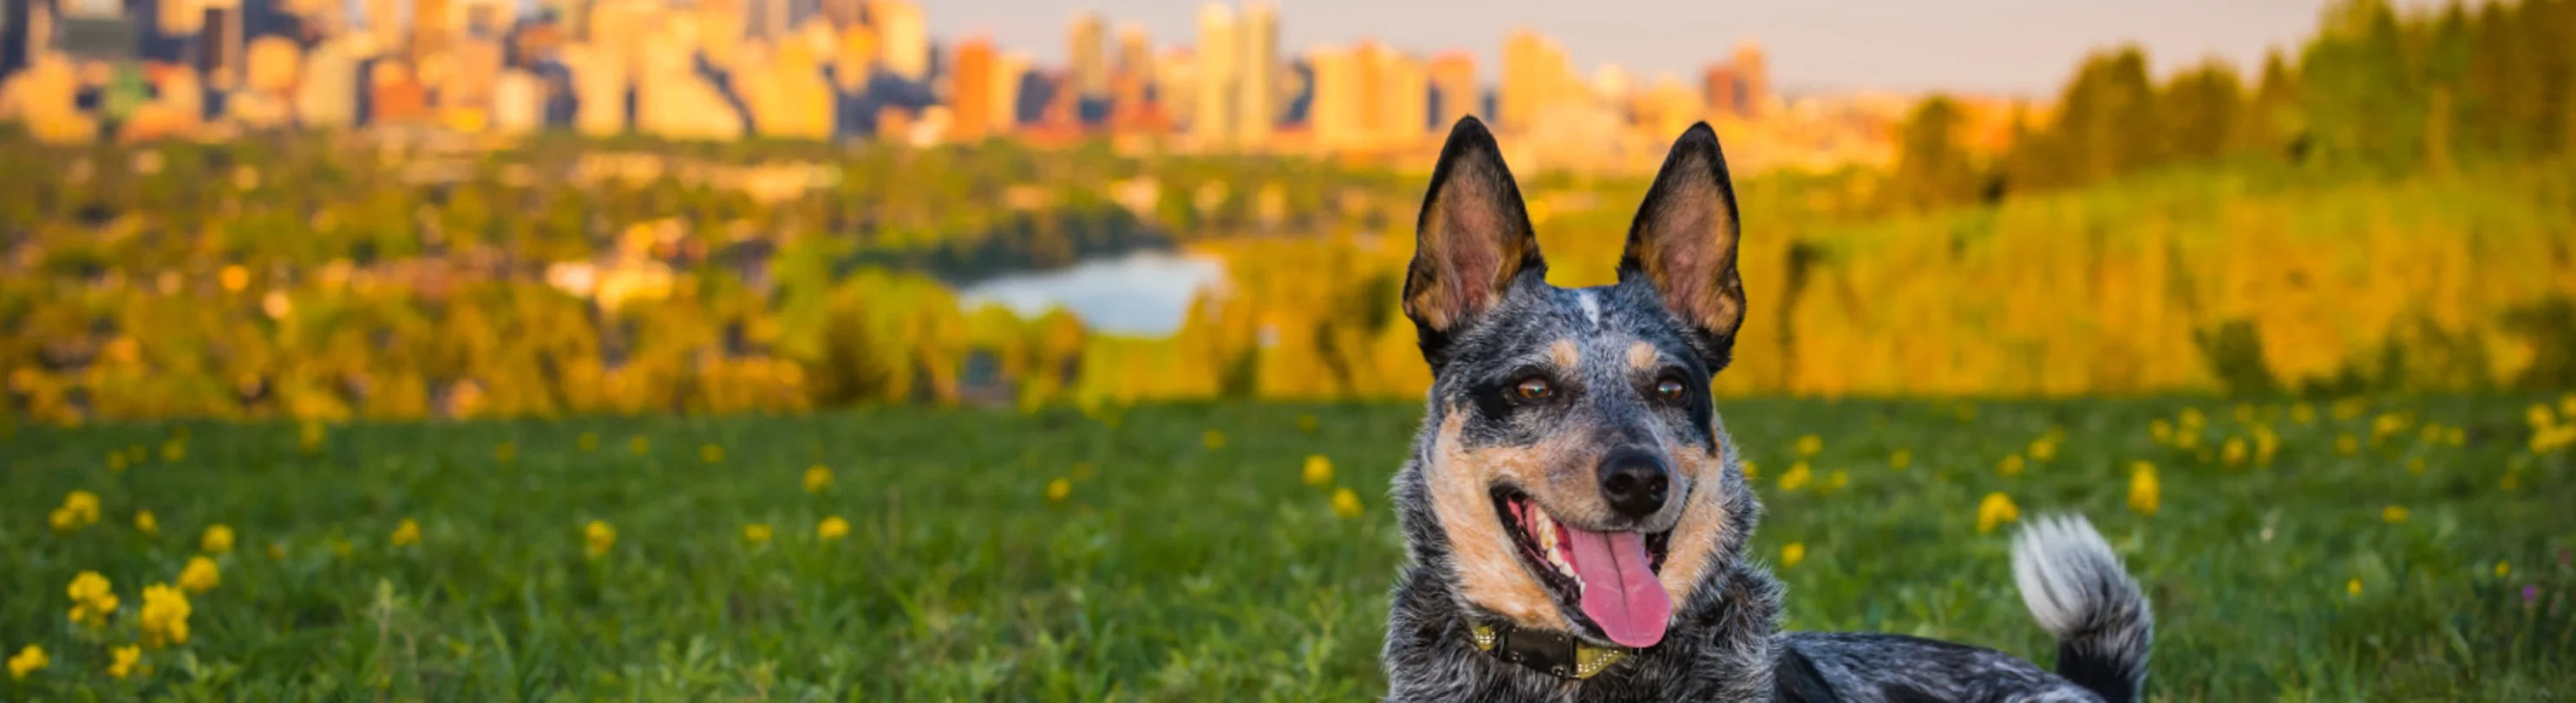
[{"x1": 1564, "y1": 526, "x2": 1670, "y2": 647}]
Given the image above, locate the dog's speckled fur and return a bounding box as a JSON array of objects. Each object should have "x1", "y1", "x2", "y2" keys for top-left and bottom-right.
[{"x1": 1382, "y1": 117, "x2": 2153, "y2": 702}]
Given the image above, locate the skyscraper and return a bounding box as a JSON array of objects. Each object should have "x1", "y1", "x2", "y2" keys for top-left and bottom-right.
[
  {"x1": 870, "y1": 0, "x2": 925, "y2": 81},
  {"x1": 949, "y1": 37, "x2": 994, "y2": 141},
  {"x1": 1732, "y1": 39, "x2": 1768, "y2": 119},
  {"x1": 1428, "y1": 50, "x2": 1474, "y2": 129},
  {"x1": 1067, "y1": 11, "x2": 1105, "y2": 99},
  {"x1": 1192, "y1": 3, "x2": 1233, "y2": 147},
  {"x1": 1500, "y1": 29, "x2": 1572, "y2": 131},
  {"x1": 1234, "y1": 1, "x2": 1274, "y2": 146},
  {"x1": 1702, "y1": 63, "x2": 1740, "y2": 118},
  {"x1": 989, "y1": 49, "x2": 1026, "y2": 133}
]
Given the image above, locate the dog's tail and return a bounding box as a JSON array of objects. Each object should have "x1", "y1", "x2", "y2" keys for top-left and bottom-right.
[{"x1": 2010, "y1": 514, "x2": 2152, "y2": 703}]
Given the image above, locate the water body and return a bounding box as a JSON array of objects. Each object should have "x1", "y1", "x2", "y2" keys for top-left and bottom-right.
[{"x1": 955, "y1": 251, "x2": 1227, "y2": 337}]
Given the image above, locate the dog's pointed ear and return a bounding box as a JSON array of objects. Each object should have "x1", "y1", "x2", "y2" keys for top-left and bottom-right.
[
  {"x1": 1619, "y1": 122, "x2": 1747, "y2": 370},
  {"x1": 1403, "y1": 116, "x2": 1546, "y2": 350}
]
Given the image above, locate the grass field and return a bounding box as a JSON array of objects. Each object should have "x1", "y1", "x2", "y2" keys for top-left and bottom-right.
[{"x1": 3, "y1": 397, "x2": 2572, "y2": 700}]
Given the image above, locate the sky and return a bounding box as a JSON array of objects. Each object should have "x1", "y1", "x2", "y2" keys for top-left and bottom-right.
[{"x1": 925, "y1": 0, "x2": 2349, "y2": 97}]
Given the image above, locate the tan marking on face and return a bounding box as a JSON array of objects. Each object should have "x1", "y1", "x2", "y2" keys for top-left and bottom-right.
[
  {"x1": 1626, "y1": 341, "x2": 1660, "y2": 371},
  {"x1": 1652, "y1": 440, "x2": 1735, "y2": 605},
  {"x1": 1549, "y1": 339, "x2": 1580, "y2": 370},
  {"x1": 1429, "y1": 408, "x2": 1628, "y2": 630}
]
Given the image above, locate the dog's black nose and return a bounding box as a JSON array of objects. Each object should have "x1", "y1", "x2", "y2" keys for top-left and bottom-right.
[{"x1": 1597, "y1": 450, "x2": 1670, "y2": 520}]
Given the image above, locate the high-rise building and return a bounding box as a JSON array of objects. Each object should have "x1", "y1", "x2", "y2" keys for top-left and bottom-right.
[
  {"x1": 1154, "y1": 46, "x2": 1193, "y2": 129},
  {"x1": 157, "y1": 0, "x2": 204, "y2": 36},
  {"x1": 1500, "y1": 29, "x2": 1572, "y2": 131},
  {"x1": 1192, "y1": 3, "x2": 1233, "y2": 147},
  {"x1": 1306, "y1": 43, "x2": 1358, "y2": 149},
  {"x1": 989, "y1": 49, "x2": 1025, "y2": 133},
  {"x1": 1732, "y1": 39, "x2": 1768, "y2": 119},
  {"x1": 410, "y1": 0, "x2": 451, "y2": 61},
  {"x1": 1428, "y1": 50, "x2": 1474, "y2": 130},
  {"x1": 295, "y1": 36, "x2": 359, "y2": 126},
  {"x1": 200, "y1": 4, "x2": 243, "y2": 89},
  {"x1": 1379, "y1": 45, "x2": 1429, "y2": 146},
  {"x1": 1234, "y1": 1, "x2": 1275, "y2": 145},
  {"x1": 1066, "y1": 11, "x2": 1105, "y2": 99},
  {"x1": 1115, "y1": 23, "x2": 1150, "y2": 85},
  {"x1": 949, "y1": 36, "x2": 994, "y2": 141},
  {"x1": 870, "y1": 0, "x2": 925, "y2": 81},
  {"x1": 366, "y1": 0, "x2": 402, "y2": 54},
  {"x1": 1702, "y1": 63, "x2": 1739, "y2": 118}
]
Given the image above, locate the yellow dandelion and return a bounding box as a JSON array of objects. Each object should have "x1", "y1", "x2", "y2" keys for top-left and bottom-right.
[
  {"x1": 134, "y1": 509, "x2": 159, "y2": 536},
  {"x1": 2336, "y1": 434, "x2": 2359, "y2": 457},
  {"x1": 390, "y1": 519, "x2": 421, "y2": 547},
  {"x1": 1741, "y1": 459, "x2": 1759, "y2": 482},
  {"x1": 1046, "y1": 477, "x2": 1073, "y2": 503},
  {"x1": 700, "y1": 443, "x2": 724, "y2": 463},
  {"x1": 219, "y1": 264, "x2": 248, "y2": 292},
  {"x1": 160, "y1": 440, "x2": 184, "y2": 463},
  {"x1": 2254, "y1": 424, "x2": 2281, "y2": 466},
  {"x1": 804, "y1": 464, "x2": 834, "y2": 494},
  {"x1": 49, "y1": 507, "x2": 82, "y2": 534},
  {"x1": 742, "y1": 523, "x2": 772, "y2": 545},
  {"x1": 1977, "y1": 493, "x2": 2021, "y2": 534},
  {"x1": 2381, "y1": 505, "x2": 2409, "y2": 523},
  {"x1": 1332, "y1": 487, "x2": 1363, "y2": 517},
  {"x1": 584, "y1": 522, "x2": 616, "y2": 559},
  {"x1": 330, "y1": 537, "x2": 354, "y2": 558},
  {"x1": 200, "y1": 524, "x2": 235, "y2": 555},
  {"x1": 2179, "y1": 407, "x2": 2207, "y2": 430},
  {"x1": 2529, "y1": 404, "x2": 2557, "y2": 430},
  {"x1": 5, "y1": 644, "x2": 45, "y2": 680},
  {"x1": 2495, "y1": 561, "x2": 2510, "y2": 578},
  {"x1": 1890, "y1": 449, "x2": 1911, "y2": 470},
  {"x1": 817, "y1": 516, "x2": 850, "y2": 541},
  {"x1": 179, "y1": 555, "x2": 219, "y2": 593},
  {"x1": 2128, "y1": 461, "x2": 2160, "y2": 516},
  {"x1": 138, "y1": 583, "x2": 190, "y2": 648},
  {"x1": 2292, "y1": 403, "x2": 2317, "y2": 424},
  {"x1": 106, "y1": 645, "x2": 139, "y2": 680},
  {"x1": 1781, "y1": 542, "x2": 1807, "y2": 568},
  {"x1": 1824, "y1": 470, "x2": 1850, "y2": 493},
  {"x1": 109, "y1": 450, "x2": 129, "y2": 471},
  {"x1": 494, "y1": 441, "x2": 516, "y2": 463},
  {"x1": 2029, "y1": 437, "x2": 2056, "y2": 463},
  {"x1": 578, "y1": 431, "x2": 598, "y2": 452},
  {"x1": 63, "y1": 490, "x2": 101, "y2": 525},
  {"x1": 628, "y1": 436, "x2": 650, "y2": 456},
  {"x1": 2174, "y1": 428, "x2": 2201, "y2": 451},
  {"x1": 2420, "y1": 424, "x2": 2445, "y2": 443},
  {"x1": 2347, "y1": 578, "x2": 2363, "y2": 596},
  {"x1": 67, "y1": 571, "x2": 117, "y2": 627},
  {"x1": 2562, "y1": 393, "x2": 2576, "y2": 417},
  {"x1": 298, "y1": 421, "x2": 325, "y2": 455},
  {"x1": 1999, "y1": 454, "x2": 2025, "y2": 477},
  {"x1": 2149, "y1": 418, "x2": 2174, "y2": 445},
  {"x1": 1778, "y1": 462, "x2": 1813, "y2": 492},
  {"x1": 2221, "y1": 437, "x2": 2247, "y2": 467},
  {"x1": 1203, "y1": 430, "x2": 1227, "y2": 450},
  {"x1": 2373, "y1": 413, "x2": 2408, "y2": 440},
  {"x1": 2446, "y1": 427, "x2": 2465, "y2": 446},
  {"x1": 1795, "y1": 434, "x2": 1823, "y2": 457},
  {"x1": 1303, "y1": 455, "x2": 1335, "y2": 488}
]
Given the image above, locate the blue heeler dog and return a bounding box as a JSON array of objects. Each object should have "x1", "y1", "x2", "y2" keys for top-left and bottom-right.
[{"x1": 1380, "y1": 116, "x2": 2153, "y2": 702}]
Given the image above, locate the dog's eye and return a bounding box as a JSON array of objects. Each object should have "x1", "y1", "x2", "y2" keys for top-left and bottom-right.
[
  {"x1": 1654, "y1": 378, "x2": 1687, "y2": 403},
  {"x1": 1514, "y1": 378, "x2": 1554, "y2": 401}
]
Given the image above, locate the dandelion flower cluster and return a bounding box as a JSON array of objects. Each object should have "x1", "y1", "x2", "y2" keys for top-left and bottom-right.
[
  {"x1": 137, "y1": 583, "x2": 191, "y2": 648},
  {"x1": 2128, "y1": 461, "x2": 2160, "y2": 516},
  {"x1": 817, "y1": 516, "x2": 850, "y2": 541},
  {"x1": 1794, "y1": 434, "x2": 1823, "y2": 457},
  {"x1": 742, "y1": 523, "x2": 772, "y2": 545},
  {"x1": 1303, "y1": 455, "x2": 1335, "y2": 488},
  {"x1": 1781, "y1": 542, "x2": 1807, "y2": 568},
  {"x1": 50, "y1": 489, "x2": 101, "y2": 534},
  {"x1": 1203, "y1": 430, "x2": 1227, "y2": 450},
  {"x1": 135, "y1": 509, "x2": 159, "y2": 535},
  {"x1": 6, "y1": 645, "x2": 46, "y2": 680},
  {"x1": 67, "y1": 571, "x2": 117, "y2": 627},
  {"x1": 106, "y1": 645, "x2": 140, "y2": 680},
  {"x1": 1777, "y1": 462, "x2": 1813, "y2": 492},
  {"x1": 700, "y1": 443, "x2": 725, "y2": 463},
  {"x1": 584, "y1": 521, "x2": 617, "y2": 559},
  {"x1": 1977, "y1": 493, "x2": 2020, "y2": 534},
  {"x1": 1331, "y1": 487, "x2": 1363, "y2": 517},
  {"x1": 2381, "y1": 505, "x2": 2409, "y2": 523},
  {"x1": 179, "y1": 556, "x2": 220, "y2": 593},
  {"x1": 1998, "y1": 454, "x2": 2025, "y2": 477},
  {"x1": 200, "y1": 524, "x2": 235, "y2": 555},
  {"x1": 1889, "y1": 449, "x2": 1911, "y2": 470},
  {"x1": 390, "y1": 519, "x2": 422, "y2": 547},
  {"x1": 804, "y1": 464, "x2": 834, "y2": 493},
  {"x1": 1045, "y1": 477, "x2": 1073, "y2": 503}
]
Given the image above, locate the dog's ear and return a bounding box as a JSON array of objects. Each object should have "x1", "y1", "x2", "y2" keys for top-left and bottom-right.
[
  {"x1": 1619, "y1": 122, "x2": 1747, "y2": 371},
  {"x1": 1404, "y1": 116, "x2": 1546, "y2": 358}
]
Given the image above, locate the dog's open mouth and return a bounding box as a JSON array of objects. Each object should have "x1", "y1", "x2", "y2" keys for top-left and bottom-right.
[{"x1": 1493, "y1": 488, "x2": 1676, "y2": 648}]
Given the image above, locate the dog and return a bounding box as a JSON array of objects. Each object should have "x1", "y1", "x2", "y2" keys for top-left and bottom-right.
[{"x1": 1379, "y1": 116, "x2": 2153, "y2": 702}]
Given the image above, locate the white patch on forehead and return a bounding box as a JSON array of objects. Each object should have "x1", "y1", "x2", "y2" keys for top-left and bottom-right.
[{"x1": 1576, "y1": 289, "x2": 1602, "y2": 328}]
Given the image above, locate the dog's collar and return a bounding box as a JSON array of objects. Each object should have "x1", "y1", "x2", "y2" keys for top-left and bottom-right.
[{"x1": 1468, "y1": 621, "x2": 1631, "y2": 680}]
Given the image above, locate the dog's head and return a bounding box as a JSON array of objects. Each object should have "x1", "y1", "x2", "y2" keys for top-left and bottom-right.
[{"x1": 1398, "y1": 117, "x2": 1749, "y2": 650}]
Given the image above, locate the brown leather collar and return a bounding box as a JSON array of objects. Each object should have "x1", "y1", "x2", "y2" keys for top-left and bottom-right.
[{"x1": 1470, "y1": 621, "x2": 1632, "y2": 680}]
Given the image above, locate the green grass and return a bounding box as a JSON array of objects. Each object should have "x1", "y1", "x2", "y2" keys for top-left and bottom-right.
[{"x1": 3, "y1": 397, "x2": 2572, "y2": 700}]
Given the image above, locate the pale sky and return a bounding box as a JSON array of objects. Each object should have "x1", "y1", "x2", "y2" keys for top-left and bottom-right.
[{"x1": 926, "y1": 0, "x2": 2349, "y2": 97}]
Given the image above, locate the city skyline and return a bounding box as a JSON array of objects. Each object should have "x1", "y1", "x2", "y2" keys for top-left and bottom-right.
[{"x1": 925, "y1": 0, "x2": 2350, "y2": 97}]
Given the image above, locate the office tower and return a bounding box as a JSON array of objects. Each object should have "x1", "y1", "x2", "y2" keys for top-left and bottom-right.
[
  {"x1": 366, "y1": 0, "x2": 401, "y2": 54},
  {"x1": 158, "y1": 0, "x2": 204, "y2": 36},
  {"x1": 1235, "y1": 1, "x2": 1275, "y2": 145},
  {"x1": 1192, "y1": 3, "x2": 1232, "y2": 147},
  {"x1": 1702, "y1": 62, "x2": 1739, "y2": 118},
  {"x1": 1732, "y1": 39, "x2": 1767, "y2": 118},
  {"x1": 949, "y1": 36, "x2": 993, "y2": 141},
  {"x1": 833, "y1": 21, "x2": 876, "y2": 89},
  {"x1": 870, "y1": 0, "x2": 924, "y2": 81},
  {"x1": 1500, "y1": 29, "x2": 1572, "y2": 131},
  {"x1": 245, "y1": 34, "x2": 299, "y2": 94},
  {"x1": 1115, "y1": 23, "x2": 1149, "y2": 85},
  {"x1": 295, "y1": 36, "x2": 358, "y2": 125},
  {"x1": 491, "y1": 69, "x2": 541, "y2": 132},
  {"x1": 1305, "y1": 44, "x2": 1356, "y2": 149},
  {"x1": 200, "y1": 3, "x2": 243, "y2": 89},
  {"x1": 1154, "y1": 46, "x2": 1193, "y2": 128},
  {"x1": 1380, "y1": 46, "x2": 1428, "y2": 146},
  {"x1": 1428, "y1": 50, "x2": 1474, "y2": 129},
  {"x1": 989, "y1": 49, "x2": 1024, "y2": 133},
  {"x1": 1066, "y1": 10, "x2": 1103, "y2": 99},
  {"x1": 411, "y1": 0, "x2": 450, "y2": 61}
]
